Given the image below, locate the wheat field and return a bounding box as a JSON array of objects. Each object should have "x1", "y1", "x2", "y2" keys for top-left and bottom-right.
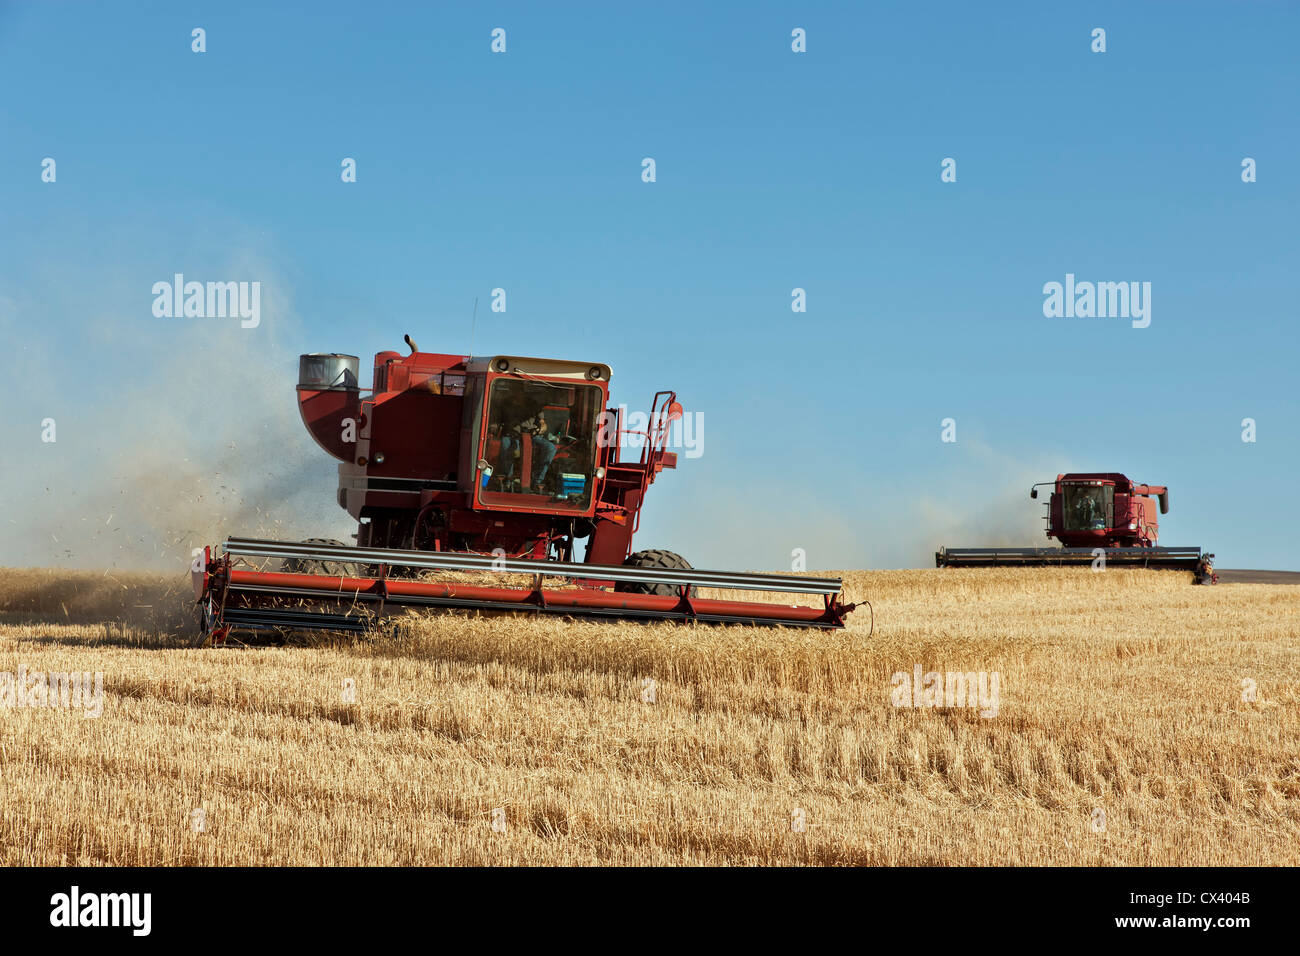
[{"x1": 0, "y1": 565, "x2": 1297, "y2": 866}]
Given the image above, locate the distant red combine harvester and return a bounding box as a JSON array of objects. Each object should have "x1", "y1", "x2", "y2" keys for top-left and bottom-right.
[
  {"x1": 192, "y1": 335, "x2": 857, "y2": 642},
  {"x1": 936, "y1": 472, "x2": 1216, "y2": 583}
]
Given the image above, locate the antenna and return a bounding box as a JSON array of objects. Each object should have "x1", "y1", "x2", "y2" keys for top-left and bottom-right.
[{"x1": 468, "y1": 296, "x2": 479, "y2": 358}]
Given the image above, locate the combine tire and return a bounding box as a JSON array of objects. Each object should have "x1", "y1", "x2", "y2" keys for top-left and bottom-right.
[
  {"x1": 616, "y1": 549, "x2": 698, "y2": 598},
  {"x1": 280, "y1": 538, "x2": 352, "y2": 577}
]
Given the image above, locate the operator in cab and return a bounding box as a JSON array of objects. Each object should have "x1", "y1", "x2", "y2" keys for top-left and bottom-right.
[
  {"x1": 493, "y1": 391, "x2": 557, "y2": 493},
  {"x1": 1072, "y1": 487, "x2": 1107, "y2": 530}
]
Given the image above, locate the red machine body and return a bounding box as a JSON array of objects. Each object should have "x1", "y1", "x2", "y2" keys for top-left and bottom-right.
[
  {"x1": 937, "y1": 471, "x2": 1213, "y2": 583},
  {"x1": 296, "y1": 342, "x2": 680, "y2": 566},
  {"x1": 194, "y1": 339, "x2": 858, "y2": 641},
  {"x1": 1034, "y1": 472, "x2": 1169, "y2": 548}
]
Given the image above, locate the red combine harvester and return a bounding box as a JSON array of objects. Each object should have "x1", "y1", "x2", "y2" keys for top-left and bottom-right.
[
  {"x1": 192, "y1": 337, "x2": 857, "y2": 641},
  {"x1": 935, "y1": 472, "x2": 1216, "y2": 583}
]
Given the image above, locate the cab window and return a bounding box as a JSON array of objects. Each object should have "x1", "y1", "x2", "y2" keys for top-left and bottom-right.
[{"x1": 480, "y1": 379, "x2": 602, "y2": 508}]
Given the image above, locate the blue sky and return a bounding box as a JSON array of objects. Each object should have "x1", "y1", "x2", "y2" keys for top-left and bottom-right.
[{"x1": 2, "y1": 1, "x2": 1297, "y2": 571}]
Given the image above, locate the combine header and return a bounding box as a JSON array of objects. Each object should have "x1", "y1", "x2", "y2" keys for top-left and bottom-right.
[
  {"x1": 193, "y1": 337, "x2": 857, "y2": 642},
  {"x1": 936, "y1": 473, "x2": 1216, "y2": 583}
]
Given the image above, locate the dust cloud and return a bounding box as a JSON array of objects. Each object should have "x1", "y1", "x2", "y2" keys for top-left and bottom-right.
[{"x1": 5, "y1": 322, "x2": 351, "y2": 572}]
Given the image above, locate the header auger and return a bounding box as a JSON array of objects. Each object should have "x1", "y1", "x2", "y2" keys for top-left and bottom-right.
[
  {"x1": 193, "y1": 337, "x2": 857, "y2": 643},
  {"x1": 936, "y1": 473, "x2": 1216, "y2": 583}
]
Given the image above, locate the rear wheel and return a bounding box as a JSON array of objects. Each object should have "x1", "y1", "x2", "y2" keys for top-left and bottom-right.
[
  {"x1": 281, "y1": 537, "x2": 352, "y2": 576},
  {"x1": 615, "y1": 549, "x2": 698, "y2": 598}
]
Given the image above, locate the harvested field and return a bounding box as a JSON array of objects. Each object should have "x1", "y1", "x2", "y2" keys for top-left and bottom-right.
[{"x1": 1, "y1": 565, "x2": 1297, "y2": 865}]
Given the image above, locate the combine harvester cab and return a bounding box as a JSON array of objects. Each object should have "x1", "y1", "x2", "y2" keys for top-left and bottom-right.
[
  {"x1": 936, "y1": 473, "x2": 1216, "y2": 583},
  {"x1": 193, "y1": 337, "x2": 857, "y2": 643}
]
